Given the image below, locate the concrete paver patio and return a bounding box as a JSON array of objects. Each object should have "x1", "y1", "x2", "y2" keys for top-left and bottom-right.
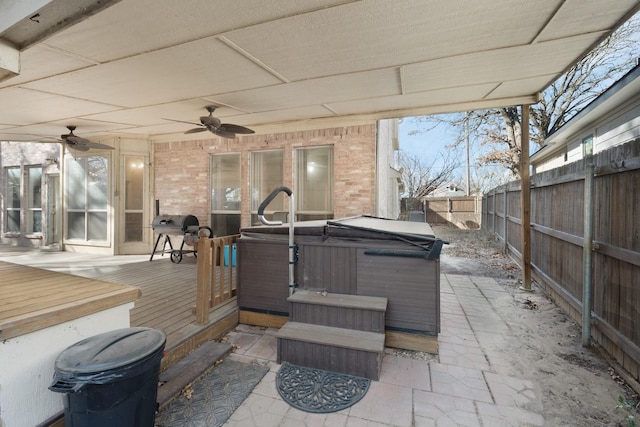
[
  {"x1": 2, "y1": 243, "x2": 625, "y2": 426},
  {"x1": 221, "y1": 274, "x2": 548, "y2": 426}
]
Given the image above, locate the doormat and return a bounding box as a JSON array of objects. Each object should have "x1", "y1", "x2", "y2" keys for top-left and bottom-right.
[
  {"x1": 156, "y1": 358, "x2": 269, "y2": 427},
  {"x1": 276, "y1": 362, "x2": 371, "y2": 413}
]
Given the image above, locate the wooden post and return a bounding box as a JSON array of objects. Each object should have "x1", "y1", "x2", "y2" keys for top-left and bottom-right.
[
  {"x1": 196, "y1": 238, "x2": 211, "y2": 325},
  {"x1": 520, "y1": 104, "x2": 532, "y2": 291}
]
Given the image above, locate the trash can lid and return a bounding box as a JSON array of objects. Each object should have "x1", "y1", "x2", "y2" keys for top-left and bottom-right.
[{"x1": 54, "y1": 327, "x2": 166, "y2": 376}]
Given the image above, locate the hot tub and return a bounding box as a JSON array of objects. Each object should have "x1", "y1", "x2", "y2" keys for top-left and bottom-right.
[{"x1": 237, "y1": 216, "x2": 442, "y2": 336}]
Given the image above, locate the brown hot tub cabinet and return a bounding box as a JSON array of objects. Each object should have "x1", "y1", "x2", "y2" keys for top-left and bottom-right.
[{"x1": 237, "y1": 216, "x2": 442, "y2": 350}]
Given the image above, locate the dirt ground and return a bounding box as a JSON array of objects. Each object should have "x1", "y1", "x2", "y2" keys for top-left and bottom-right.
[{"x1": 431, "y1": 225, "x2": 639, "y2": 427}]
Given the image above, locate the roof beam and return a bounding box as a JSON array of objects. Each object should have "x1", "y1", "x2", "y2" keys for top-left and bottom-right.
[{"x1": 0, "y1": 38, "x2": 19, "y2": 83}]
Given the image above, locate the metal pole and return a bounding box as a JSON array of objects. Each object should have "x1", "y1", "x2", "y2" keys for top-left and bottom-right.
[
  {"x1": 519, "y1": 104, "x2": 532, "y2": 291},
  {"x1": 288, "y1": 193, "x2": 296, "y2": 296},
  {"x1": 503, "y1": 188, "x2": 508, "y2": 253},
  {"x1": 582, "y1": 162, "x2": 595, "y2": 347},
  {"x1": 465, "y1": 112, "x2": 470, "y2": 196}
]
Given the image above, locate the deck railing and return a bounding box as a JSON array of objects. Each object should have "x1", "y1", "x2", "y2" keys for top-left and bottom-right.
[{"x1": 195, "y1": 235, "x2": 239, "y2": 324}]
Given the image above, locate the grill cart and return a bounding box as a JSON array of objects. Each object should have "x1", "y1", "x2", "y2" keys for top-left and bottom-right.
[{"x1": 150, "y1": 215, "x2": 212, "y2": 263}]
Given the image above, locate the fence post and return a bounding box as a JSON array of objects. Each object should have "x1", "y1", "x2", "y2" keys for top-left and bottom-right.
[
  {"x1": 492, "y1": 188, "x2": 497, "y2": 237},
  {"x1": 520, "y1": 104, "x2": 532, "y2": 291},
  {"x1": 582, "y1": 162, "x2": 595, "y2": 347},
  {"x1": 504, "y1": 188, "x2": 508, "y2": 253}
]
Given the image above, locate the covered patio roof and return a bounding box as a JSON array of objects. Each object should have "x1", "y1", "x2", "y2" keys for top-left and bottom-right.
[{"x1": 0, "y1": 0, "x2": 638, "y2": 142}]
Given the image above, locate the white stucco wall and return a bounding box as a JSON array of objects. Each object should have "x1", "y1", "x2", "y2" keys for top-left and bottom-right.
[
  {"x1": 376, "y1": 119, "x2": 401, "y2": 219},
  {"x1": 0, "y1": 303, "x2": 134, "y2": 427}
]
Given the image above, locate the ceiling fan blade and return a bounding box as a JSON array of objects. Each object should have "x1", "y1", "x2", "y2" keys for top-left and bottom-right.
[
  {"x1": 65, "y1": 135, "x2": 93, "y2": 145},
  {"x1": 163, "y1": 118, "x2": 203, "y2": 126},
  {"x1": 213, "y1": 129, "x2": 237, "y2": 139},
  {"x1": 66, "y1": 142, "x2": 90, "y2": 151},
  {"x1": 200, "y1": 116, "x2": 221, "y2": 127},
  {"x1": 185, "y1": 127, "x2": 208, "y2": 134},
  {"x1": 80, "y1": 141, "x2": 114, "y2": 150},
  {"x1": 219, "y1": 123, "x2": 254, "y2": 134}
]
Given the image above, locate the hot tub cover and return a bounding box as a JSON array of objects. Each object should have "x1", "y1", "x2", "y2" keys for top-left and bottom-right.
[{"x1": 241, "y1": 215, "x2": 437, "y2": 242}]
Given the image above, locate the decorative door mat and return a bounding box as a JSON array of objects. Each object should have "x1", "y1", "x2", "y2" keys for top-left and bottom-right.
[
  {"x1": 276, "y1": 362, "x2": 371, "y2": 413},
  {"x1": 156, "y1": 358, "x2": 269, "y2": 427}
]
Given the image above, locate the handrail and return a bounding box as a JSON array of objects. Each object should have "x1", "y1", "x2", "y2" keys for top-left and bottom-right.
[{"x1": 257, "y1": 186, "x2": 297, "y2": 296}]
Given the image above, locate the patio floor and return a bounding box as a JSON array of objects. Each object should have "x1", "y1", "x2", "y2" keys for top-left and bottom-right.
[
  {"x1": 0, "y1": 244, "x2": 625, "y2": 426},
  {"x1": 220, "y1": 274, "x2": 547, "y2": 426}
]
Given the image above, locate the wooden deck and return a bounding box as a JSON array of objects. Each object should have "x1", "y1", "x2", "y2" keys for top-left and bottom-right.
[
  {"x1": 0, "y1": 247, "x2": 237, "y2": 363},
  {"x1": 0, "y1": 261, "x2": 140, "y2": 340}
]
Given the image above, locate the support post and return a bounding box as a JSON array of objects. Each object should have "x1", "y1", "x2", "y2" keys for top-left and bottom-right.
[
  {"x1": 196, "y1": 238, "x2": 211, "y2": 325},
  {"x1": 582, "y1": 162, "x2": 595, "y2": 347},
  {"x1": 520, "y1": 104, "x2": 532, "y2": 291}
]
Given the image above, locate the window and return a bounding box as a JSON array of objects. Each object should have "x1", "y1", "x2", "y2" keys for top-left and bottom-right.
[
  {"x1": 251, "y1": 150, "x2": 284, "y2": 225},
  {"x1": 5, "y1": 167, "x2": 20, "y2": 233},
  {"x1": 66, "y1": 155, "x2": 109, "y2": 242},
  {"x1": 582, "y1": 135, "x2": 593, "y2": 157},
  {"x1": 295, "y1": 146, "x2": 333, "y2": 221},
  {"x1": 210, "y1": 153, "x2": 241, "y2": 236},
  {"x1": 26, "y1": 167, "x2": 42, "y2": 233}
]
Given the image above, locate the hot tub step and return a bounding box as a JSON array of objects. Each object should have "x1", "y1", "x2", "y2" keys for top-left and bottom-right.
[
  {"x1": 287, "y1": 290, "x2": 387, "y2": 333},
  {"x1": 277, "y1": 321, "x2": 385, "y2": 380}
]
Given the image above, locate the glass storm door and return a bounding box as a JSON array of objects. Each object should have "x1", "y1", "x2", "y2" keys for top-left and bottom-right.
[{"x1": 119, "y1": 155, "x2": 149, "y2": 254}]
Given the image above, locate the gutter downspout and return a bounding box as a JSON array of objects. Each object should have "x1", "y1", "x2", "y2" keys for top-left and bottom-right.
[{"x1": 582, "y1": 161, "x2": 595, "y2": 347}]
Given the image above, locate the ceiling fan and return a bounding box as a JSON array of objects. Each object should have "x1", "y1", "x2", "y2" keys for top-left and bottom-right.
[
  {"x1": 57, "y1": 126, "x2": 113, "y2": 151},
  {"x1": 164, "y1": 105, "x2": 255, "y2": 139}
]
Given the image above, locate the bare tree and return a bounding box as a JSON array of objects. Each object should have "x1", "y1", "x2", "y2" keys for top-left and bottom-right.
[
  {"x1": 399, "y1": 150, "x2": 460, "y2": 204},
  {"x1": 410, "y1": 13, "x2": 640, "y2": 178},
  {"x1": 451, "y1": 165, "x2": 512, "y2": 196}
]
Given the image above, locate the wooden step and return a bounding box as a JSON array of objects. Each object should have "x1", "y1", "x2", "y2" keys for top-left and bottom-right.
[
  {"x1": 157, "y1": 341, "x2": 232, "y2": 409},
  {"x1": 277, "y1": 321, "x2": 385, "y2": 380},
  {"x1": 287, "y1": 290, "x2": 387, "y2": 333}
]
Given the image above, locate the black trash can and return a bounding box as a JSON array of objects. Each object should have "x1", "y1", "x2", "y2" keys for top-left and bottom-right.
[{"x1": 49, "y1": 327, "x2": 166, "y2": 427}]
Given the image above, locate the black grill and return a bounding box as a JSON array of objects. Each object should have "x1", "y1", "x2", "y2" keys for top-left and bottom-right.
[
  {"x1": 151, "y1": 215, "x2": 199, "y2": 234},
  {"x1": 150, "y1": 215, "x2": 210, "y2": 263}
]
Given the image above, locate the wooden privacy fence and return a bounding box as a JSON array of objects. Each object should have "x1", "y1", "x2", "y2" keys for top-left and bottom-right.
[
  {"x1": 424, "y1": 196, "x2": 481, "y2": 229},
  {"x1": 195, "y1": 234, "x2": 239, "y2": 324},
  {"x1": 483, "y1": 139, "x2": 640, "y2": 382}
]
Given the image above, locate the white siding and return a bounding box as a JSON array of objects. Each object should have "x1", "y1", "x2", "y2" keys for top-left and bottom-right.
[{"x1": 596, "y1": 102, "x2": 640, "y2": 152}]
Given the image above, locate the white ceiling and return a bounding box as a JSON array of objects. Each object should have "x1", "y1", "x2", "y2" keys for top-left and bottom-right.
[{"x1": 0, "y1": 0, "x2": 638, "y2": 143}]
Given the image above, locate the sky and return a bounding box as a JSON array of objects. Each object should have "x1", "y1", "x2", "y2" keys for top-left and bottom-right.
[
  {"x1": 399, "y1": 116, "x2": 459, "y2": 158},
  {"x1": 399, "y1": 115, "x2": 474, "y2": 181},
  {"x1": 398, "y1": 114, "x2": 515, "y2": 193}
]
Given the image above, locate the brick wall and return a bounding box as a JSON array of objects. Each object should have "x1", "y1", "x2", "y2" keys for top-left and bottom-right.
[{"x1": 153, "y1": 124, "x2": 377, "y2": 228}]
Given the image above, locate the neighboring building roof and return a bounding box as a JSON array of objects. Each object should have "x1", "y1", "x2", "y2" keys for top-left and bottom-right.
[
  {"x1": 531, "y1": 64, "x2": 640, "y2": 165},
  {"x1": 427, "y1": 183, "x2": 467, "y2": 198}
]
